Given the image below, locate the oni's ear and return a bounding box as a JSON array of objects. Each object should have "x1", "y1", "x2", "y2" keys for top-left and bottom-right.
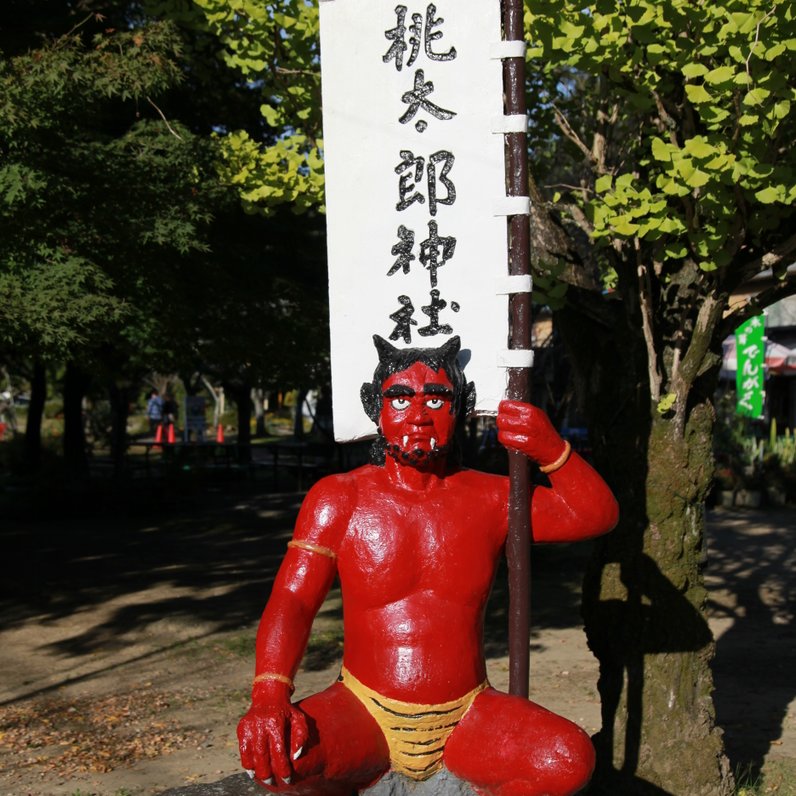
[
  {"x1": 463, "y1": 381, "x2": 476, "y2": 416},
  {"x1": 360, "y1": 382, "x2": 381, "y2": 424}
]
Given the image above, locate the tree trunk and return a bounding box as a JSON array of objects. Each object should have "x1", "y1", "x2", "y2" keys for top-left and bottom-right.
[
  {"x1": 63, "y1": 362, "x2": 90, "y2": 478},
  {"x1": 294, "y1": 387, "x2": 308, "y2": 440},
  {"x1": 108, "y1": 381, "x2": 130, "y2": 476},
  {"x1": 252, "y1": 387, "x2": 267, "y2": 437},
  {"x1": 227, "y1": 382, "x2": 252, "y2": 464},
  {"x1": 558, "y1": 305, "x2": 733, "y2": 796},
  {"x1": 24, "y1": 359, "x2": 46, "y2": 473}
]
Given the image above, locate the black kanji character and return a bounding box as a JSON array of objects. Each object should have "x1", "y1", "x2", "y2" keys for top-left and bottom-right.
[
  {"x1": 418, "y1": 288, "x2": 454, "y2": 337},
  {"x1": 389, "y1": 295, "x2": 418, "y2": 344},
  {"x1": 399, "y1": 69, "x2": 456, "y2": 133},
  {"x1": 423, "y1": 4, "x2": 457, "y2": 62},
  {"x1": 419, "y1": 220, "x2": 456, "y2": 287},
  {"x1": 387, "y1": 225, "x2": 416, "y2": 276},
  {"x1": 382, "y1": 4, "x2": 456, "y2": 72},
  {"x1": 427, "y1": 150, "x2": 456, "y2": 216},
  {"x1": 395, "y1": 149, "x2": 456, "y2": 214},
  {"x1": 395, "y1": 150, "x2": 426, "y2": 212},
  {"x1": 383, "y1": 6, "x2": 420, "y2": 71}
]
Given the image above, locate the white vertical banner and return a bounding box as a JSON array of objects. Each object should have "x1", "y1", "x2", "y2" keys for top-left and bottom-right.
[{"x1": 320, "y1": 0, "x2": 510, "y2": 442}]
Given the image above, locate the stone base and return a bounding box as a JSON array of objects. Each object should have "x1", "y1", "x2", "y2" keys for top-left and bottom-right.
[
  {"x1": 156, "y1": 768, "x2": 477, "y2": 796},
  {"x1": 361, "y1": 768, "x2": 477, "y2": 795},
  {"x1": 157, "y1": 772, "x2": 262, "y2": 795}
]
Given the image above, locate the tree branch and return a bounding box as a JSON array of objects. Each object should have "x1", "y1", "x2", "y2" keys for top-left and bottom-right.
[
  {"x1": 565, "y1": 203, "x2": 595, "y2": 239},
  {"x1": 552, "y1": 104, "x2": 602, "y2": 172},
  {"x1": 146, "y1": 96, "x2": 183, "y2": 140},
  {"x1": 746, "y1": 8, "x2": 775, "y2": 74},
  {"x1": 673, "y1": 291, "x2": 725, "y2": 404},
  {"x1": 651, "y1": 89, "x2": 679, "y2": 147},
  {"x1": 591, "y1": 75, "x2": 610, "y2": 174},
  {"x1": 527, "y1": 172, "x2": 600, "y2": 293},
  {"x1": 718, "y1": 274, "x2": 796, "y2": 340},
  {"x1": 737, "y1": 232, "x2": 796, "y2": 285},
  {"x1": 636, "y1": 241, "x2": 662, "y2": 403}
]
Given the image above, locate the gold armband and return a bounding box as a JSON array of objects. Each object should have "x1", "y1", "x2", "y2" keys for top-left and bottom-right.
[
  {"x1": 539, "y1": 441, "x2": 572, "y2": 474},
  {"x1": 253, "y1": 672, "x2": 294, "y2": 692},
  {"x1": 287, "y1": 539, "x2": 336, "y2": 559}
]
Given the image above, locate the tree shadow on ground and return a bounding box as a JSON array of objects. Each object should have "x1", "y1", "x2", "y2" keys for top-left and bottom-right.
[
  {"x1": 706, "y1": 508, "x2": 796, "y2": 783},
  {"x1": 482, "y1": 541, "x2": 596, "y2": 660},
  {"x1": 0, "y1": 485, "x2": 303, "y2": 642},
  {"x1": 0, "y1": 479, "x2": 596, "y2": 701}
]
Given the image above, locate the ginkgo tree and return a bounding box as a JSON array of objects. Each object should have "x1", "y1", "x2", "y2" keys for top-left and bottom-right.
[
  {"x1": 191, "y1": 0, "x2": 795, "y2": 793},
  {"x1": 524, "y1": 1, "x2": 795, "y2": 793},
  {"x1": 193, "y1": 0, "x2": 325, "y2": 211}
]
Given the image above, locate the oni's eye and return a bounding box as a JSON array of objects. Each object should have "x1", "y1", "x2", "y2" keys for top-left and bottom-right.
[
  {"x1": 426, "y1": 397, "x2": 445, "y2": 410},
  {"x1": 390, "y1": 397, "x2": 410, "y2": 410}
]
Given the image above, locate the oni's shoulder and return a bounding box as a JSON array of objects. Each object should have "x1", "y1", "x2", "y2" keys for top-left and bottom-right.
[
  {"x1": 454, "y1": 466, "x2": 508, "y2": 491},
  {"x1": 293, "y1": 466, "x2": 376, "y2": 542}
]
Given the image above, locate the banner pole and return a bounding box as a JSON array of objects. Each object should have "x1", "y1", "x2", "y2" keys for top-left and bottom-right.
[{"x1": 501, "y1": 0, "x2": 533, "y2": 699}]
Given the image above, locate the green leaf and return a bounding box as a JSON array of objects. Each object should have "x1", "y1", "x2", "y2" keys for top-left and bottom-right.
[
  {"x1": 773, "y1": 100, "x2": 791, "y2": 120},
  {"x1": 657, "y1": 393, "x2": 676, "y2": 414},
  {"x1": 681, "y1": 63, "x2": 709, "y2": 78},
  {"x1": 658, "y1": 216, "x2": 686, "y2": 234},
  {"x1": 616, "y1": 173, "x2": 635, "y2": 189},
  {"x1": 611, "y1": 215, "x2": 640, "y2": 235},
  {"x1": 658, "y1": 175, "x2": 690, "y2": 197},
  {"x1": 755, "y1": 185, "x2": 782, "y2": 204},
  {"x1": 728, "y1": 45, "x2": 746, "y2": 63},
  {"x1": 684, "y1": 136, "x2": 715, "y2": 159},
  {"x1": 260, "y1": 104, "x2": 280, "y2": 126},
  {"x1": 651, "y1": 137, "x2": 672, "y2": 162},
  {"x1": 595, "y1": 174, "x2": 613, "y2": 193},
  {"x1": 705, "y1": 65, "x2": 735, "y2": 85},
  {"x1": 559, "y1": 20, "x2": 586, "y2": 38},
  {"x1": 743, "y1": 87, "x2": 771, "y2": 106},
  {"x1": 765, "y1": 43, "x2": 786, "y2": 60},
  {"x1": 685, "y1": 83, "x2": 712, "y2": 104},
  {"x1": 664, "y1": 244, "x2": 688, "y2": 258}
]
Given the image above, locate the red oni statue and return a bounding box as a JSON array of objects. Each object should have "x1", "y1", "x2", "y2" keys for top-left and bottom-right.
[{"x1": 238, "y1": 336, "x2": 619, "y2": 796}]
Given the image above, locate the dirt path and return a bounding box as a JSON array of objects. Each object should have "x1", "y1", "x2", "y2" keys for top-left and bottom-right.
[{"x1": 0, "y1": 490, "x2": 793, "y2": 795}]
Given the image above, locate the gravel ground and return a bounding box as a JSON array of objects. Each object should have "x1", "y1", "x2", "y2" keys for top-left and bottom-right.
[{"x1": 0, "y1": 488, "x2": 792, "y2": 796}]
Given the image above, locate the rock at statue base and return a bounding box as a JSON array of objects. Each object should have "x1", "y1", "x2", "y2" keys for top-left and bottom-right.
[
  {"x1": 156, "y1": 772, "x2": 261, "y2": 795},
  {"x1": 361, "y1": 768, "x2": 477, "y2": 796},
  {"x1": 156, "y1": 768, "x2": 477, "y2": 796}
]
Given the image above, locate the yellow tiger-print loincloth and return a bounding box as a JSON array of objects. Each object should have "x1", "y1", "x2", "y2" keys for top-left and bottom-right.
[{"x1": 339, "y1": 667, "x2": 487, "y2": 781}]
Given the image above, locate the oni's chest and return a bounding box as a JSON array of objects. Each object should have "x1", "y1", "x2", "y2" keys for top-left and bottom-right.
[{"x1": 336, "y1": 490, "x2": 502, "y2": 607}]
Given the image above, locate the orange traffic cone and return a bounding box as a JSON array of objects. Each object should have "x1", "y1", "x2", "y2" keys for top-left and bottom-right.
[
  {"x1": 167, "y1": 423, "x2": 176, "y2": 444},
  {"x1": 154, "y1": 424, "x2": 163, "y2": 444},
  {"x1": 216, "y1": 423, "x2": 225, "y2": 444}
]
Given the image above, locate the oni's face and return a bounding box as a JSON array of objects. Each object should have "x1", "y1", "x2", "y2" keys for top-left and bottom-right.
[{"x1": 379, "y1": 362, "x2": 457, "y2": 464}]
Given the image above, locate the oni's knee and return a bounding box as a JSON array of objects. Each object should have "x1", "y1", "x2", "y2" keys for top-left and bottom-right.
[
  {"x1": 532, "y1": 724, "x2": 595, "y2": 796},
  {"x1": 445, "y1": 692, "x2": 595, "y2": 796},
  {"x1": 495, "y1": 723, "x2": 595, "y2": 796}
]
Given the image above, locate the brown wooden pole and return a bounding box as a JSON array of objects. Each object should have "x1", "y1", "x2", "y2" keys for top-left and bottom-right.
[{"x1": 501, "y1": 0, "x2": 532, "y2": 699}]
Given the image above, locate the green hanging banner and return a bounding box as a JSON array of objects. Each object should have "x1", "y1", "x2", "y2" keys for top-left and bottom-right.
[{"x1": 735, "y1": 315, "x2": 765, "y2": 419}]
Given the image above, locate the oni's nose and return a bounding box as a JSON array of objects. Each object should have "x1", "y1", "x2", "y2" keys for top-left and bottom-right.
[{"x1": 406, "y1": 400, "x2": 432, "y2": 424}]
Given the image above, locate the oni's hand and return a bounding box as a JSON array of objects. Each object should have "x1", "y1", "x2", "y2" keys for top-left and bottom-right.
[
  {"x1": 496, "y1": 400, "x2": 568, "y2": 468},
  {"x1": 238, "y1": 700, "x2": 308, "y2": 788}
]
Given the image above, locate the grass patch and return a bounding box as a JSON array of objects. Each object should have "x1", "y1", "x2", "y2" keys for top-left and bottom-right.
[
  {"x1": 303, "y1": 628, "x2": 344, "y2": 671},
  {"x1": 216, "y1": 631, "x2": 256, "y2": 658},
  {"x1": 735, "y1": 759, "x2": 796, "y2": 796}
]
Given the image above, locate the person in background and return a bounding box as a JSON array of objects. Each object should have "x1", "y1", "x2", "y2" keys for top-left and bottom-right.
[{"x1": 146, "y1": 389, "x2": 164, "y2": 436}]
